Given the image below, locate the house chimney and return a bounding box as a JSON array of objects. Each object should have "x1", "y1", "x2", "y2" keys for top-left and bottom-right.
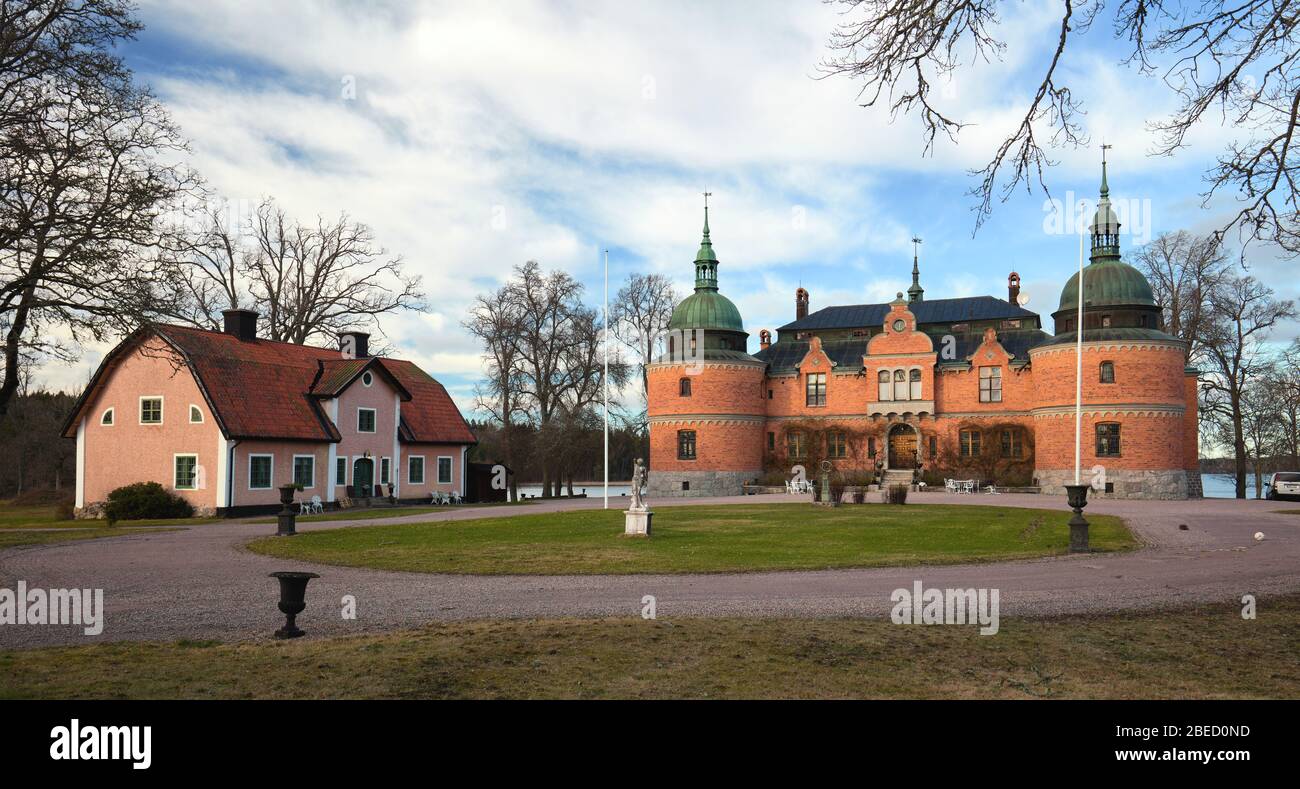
[
  {"x1": 759, "y1": 329, "x2": 771, "y2": 350},
  {"x1": 340, "y1": 331, "x2": 370, "y2": 359},
  {"x1": 795, "y1": 288, "x2": 809, "y2": 321},
  {"x1": 221, "y1": 309, "x2": 259, "y2": 341},
  {"x1": 1008, "y1": 272, "x2": 1021, "y2": 304}
]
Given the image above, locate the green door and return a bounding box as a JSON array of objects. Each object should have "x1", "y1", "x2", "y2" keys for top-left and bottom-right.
[{"x1": 353, "y1": 458, "x2": 374, "y2": 497}]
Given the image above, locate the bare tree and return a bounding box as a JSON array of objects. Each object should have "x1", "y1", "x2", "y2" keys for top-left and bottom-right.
[
  {"x1": 821, "y1": 1, "x2": 1300, "y2": 253},
  {"x1": 1131, "y1": 231, "x2": 1231, "y2": 364},
  {"x1": 464, "y1": 282, "x2": 525, "y2": 501},
  {"x1": 163, "y1": 196, "x2": 425, "y2": 346},
  {"x1": 610, "y1": 272, "x2": 677, "y2": 420},
  {"x1": 0, "y1": 65, "x2": 192, "y2": 421},
  {"x1": 1199, "y1": 273, "x2": 1295, "y2": 497}
]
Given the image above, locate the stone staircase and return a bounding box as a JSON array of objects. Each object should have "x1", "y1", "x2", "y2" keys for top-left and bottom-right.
[{"x1": 881, "y1": 469, "x2": 915, "y2": 488}]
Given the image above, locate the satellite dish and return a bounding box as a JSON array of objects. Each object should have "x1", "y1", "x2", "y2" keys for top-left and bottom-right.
[{"x1": 1017, "y1": 292, "x2": 1031, "y2": 306}]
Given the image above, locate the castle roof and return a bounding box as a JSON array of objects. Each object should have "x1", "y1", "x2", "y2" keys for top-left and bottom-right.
[
  {"x1": 777, "y1": 295, "x2": 1037, "y2": 333},
  {"x1": 755, "y1": 329, "x2": 1051, "y2": 373}
]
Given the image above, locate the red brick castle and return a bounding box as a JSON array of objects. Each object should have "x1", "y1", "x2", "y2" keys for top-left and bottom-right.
[{"x1": 647, "y1": 164, "x2": 1200, "y2": 500}]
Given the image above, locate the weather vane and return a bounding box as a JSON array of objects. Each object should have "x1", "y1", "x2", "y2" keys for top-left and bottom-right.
[
  {"x1": 703, "y1": 191, "x2": 712, "y2": 209},
  {"x1": 911, "y1": 236, "x2": 922, "y2": 260}
]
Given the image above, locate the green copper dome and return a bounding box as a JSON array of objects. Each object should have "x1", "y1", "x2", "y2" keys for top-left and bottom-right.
[
  {"x1": 1057, "y1": 258, "x2": 1157, "y2": 311},
  {"x1": 668, "y1": 289, "x2": 745, "y2": 332}
]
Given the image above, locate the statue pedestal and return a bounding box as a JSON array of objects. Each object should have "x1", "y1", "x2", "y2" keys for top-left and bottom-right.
[{"x1": 624, "y1": 509, "x2": 653, "y2": 536}]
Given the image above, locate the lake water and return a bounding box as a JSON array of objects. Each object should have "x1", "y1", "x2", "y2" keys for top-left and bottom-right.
[{"x1": 1200, "y1": 473, "x2": 1264, "y2": 498}]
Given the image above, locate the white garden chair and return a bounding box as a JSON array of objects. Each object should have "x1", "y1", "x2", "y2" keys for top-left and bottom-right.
[
  {"x1": 310, "y1": 494, "x2": 324, "y2": 513},
  {"x1": 944, "y1": 478, "x2": 957, "y2": 493}
]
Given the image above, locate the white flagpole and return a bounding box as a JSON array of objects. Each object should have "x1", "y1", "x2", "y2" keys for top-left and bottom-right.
[
  {"x1": 603, "y1": 248, "x2": 609, "y2": 510},
  {"x1": 1075, "y1": 212, "x2": 1085, "y2": 485}
]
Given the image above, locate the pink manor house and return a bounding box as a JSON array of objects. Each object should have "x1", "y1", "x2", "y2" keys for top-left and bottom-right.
[{"x1": 61, "y1": 309, "x2": 477, "y2": 516}]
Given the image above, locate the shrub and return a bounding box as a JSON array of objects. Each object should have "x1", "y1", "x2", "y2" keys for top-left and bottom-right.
[
  {"x1": 104, "y1": 482, "x2": 194, "y2": 523},
  {"x1": 885, "y1": 484, "x2": 909, "y2": 505}
]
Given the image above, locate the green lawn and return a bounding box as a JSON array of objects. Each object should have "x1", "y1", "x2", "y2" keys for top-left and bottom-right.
[
  {"x1": 250, "y1": 500, "x2": 534, "y2": 524},
  {"x1": 246, "y1": 503, "x2": 1134, "y2": 575},
  {"x1": 0, "y1": 527, "x2": 175, "y2": 549},
  {"x1": 2, "y1": 596, "x2": 1294, "y2": 699},
  {"x1": 0, "y1": 503, "x2": 220, "y2": 530}
]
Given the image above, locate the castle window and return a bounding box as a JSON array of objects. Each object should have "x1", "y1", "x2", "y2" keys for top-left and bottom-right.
[
  {"x1": 1099, "y1": 361, "x2": 1115, "y2": 383},
  {"x1": 928, "y1": 435, "x2": 937, "y2": 457},
  {"x1": 978, "y1": 366, "x2": 1002, "y2": 403},
  {"x1": 787, "y1": 431, "x2": 806, "y2": 459},
  {"x1": 1096, "y1": 423, "x2": 1121, "y2": 457},
  {"x1": 1000, "y1": 429, "x2": 1023, "y2": 458},
  {"x1": 909, "y1": 369, "x2": 922, "y2": 400},
  {"x1": 1101, "y1": 315, "x2": 1112, "y2": 328},
  {"x1": 767, "y1": 432, "x2": 775, "y2": 451},
  {"x1": 677, "y1": 430, "x2": 697, "y2": 461},
  {"x1": 679, "y1": 377, "x2": 692, "y2": 397},
  {"x1": 828, "y1": 432, "x2": 847, "y2": 458},
  {"x1": 877, "y1": 370, "x2": 891, "y2": 401},
  {"x1": 893, "y1": 369, "x2": 907, "y2": 400},
  {"x1": 806, "y1": 373, "x2": 826, "y2": 406},
  {"x1": 960, "y1": 430, "x2": 981, "y2": 457},
  {"x1": 768, "y1": 389, "x2": 773, "y2": 399},
  {"x1": 868, "y1": 436, "x2": 877, "y2": 457}
]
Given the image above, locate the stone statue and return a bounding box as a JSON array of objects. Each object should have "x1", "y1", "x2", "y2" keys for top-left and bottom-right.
[{"x1": 629, "y1": 458, "x2": 647, "y2": 512}]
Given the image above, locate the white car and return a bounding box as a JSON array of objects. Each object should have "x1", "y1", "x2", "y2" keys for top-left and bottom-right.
[{"x1": 1264, "y1": 472, "x2": 1300, "y2": 501}]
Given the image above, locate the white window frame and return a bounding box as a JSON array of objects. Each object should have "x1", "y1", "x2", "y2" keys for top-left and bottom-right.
[
  {"x1": 893, "y1": 369, "x2": 908, "y2": 401},
  {"x1": 189, "y1": 404, "x2": 204, "y2": 423},
  {"x1": 362, "y1": 371, "x2": 374, "y2": 387},
  {"x1": 139, "y1": 395, "x2": 164, "y2": 425},
  {"x1": 908, "y1": 367, "x2": 922, "y2": 400},
  {"x1": 173, "y1": 453, "x2": 198, "y2": 490},
  {"x1": 100, "y1": 407, "x2": 115, "y2": 426},
  {"x1": 877, "y1": 370, "x2": 891, "y2": 401},
  {"x1": 335, "y1": 456, "x2": 347, "y2": 487},
  {"x1": 380, "y1": 456, "x2": 391, "y2": 485},
  {"x1": 248, "y1": 453, "x2": 274, "y2": 490},
  {"x1": 292, "y1": 454, "x2": 316, "y2": 489},
  {"x1": 408, "y1": 454, "x2": 426, "y2": 485},
  {"x1": 437, "y1": 455, "x2": 453, "y2": 485},
  {"x1": 357, "y1": 407, "x2": 377, "y2": 433}
]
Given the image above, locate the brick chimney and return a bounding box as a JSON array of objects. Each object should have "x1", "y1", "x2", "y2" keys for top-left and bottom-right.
[
  {"x1": 795, "y1": 288, "x2": 809, "y2": 321},
  {"x1": 340, "y1": 331, "x2": 370, "y2": 359},
  {"x1": 759, "y1": 329, "x2": 771, "y2": 350},
  {"x1": 1008, "y1": 272, "x2": 1021, "y2": 304},
  {"x1": 221, "y1": 309, "x2": 259, "y2": 341}
]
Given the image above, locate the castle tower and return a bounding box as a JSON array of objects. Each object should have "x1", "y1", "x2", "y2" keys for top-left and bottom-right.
[
  {"x1": 1029, "y1": 151, "x2": 1195, "y2": 498},
  {"x1": 646, "y1": 196, "x2": 766, "y2": 497}
]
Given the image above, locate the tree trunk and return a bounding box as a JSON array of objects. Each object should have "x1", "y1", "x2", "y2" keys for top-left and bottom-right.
[{"x1": 1232, "y1": 394, "x2": 1247, "y2": 499}]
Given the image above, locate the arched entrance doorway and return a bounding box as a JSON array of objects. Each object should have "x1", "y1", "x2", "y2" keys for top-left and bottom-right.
[
  {"x1": 353, "y1": 457, "x2": 375, "y2": 498},
  {"x1": 887, "y1": 423, "x2": 919, "y2": 469}
]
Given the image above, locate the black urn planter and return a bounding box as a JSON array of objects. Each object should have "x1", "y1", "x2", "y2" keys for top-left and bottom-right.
[
  {"x1": 1064, "y1": 483, "x2": 1091, "y2": 553},
  {"x1": 276, "y1": 483, "x2": 298, "y2": 536},
  {"x1": 270, "y1": 571, "x2": 319, "y2": 639}
]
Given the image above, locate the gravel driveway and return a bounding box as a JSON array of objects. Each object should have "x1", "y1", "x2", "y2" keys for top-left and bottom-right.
[{"x1": 1, "y1": 493, "x2": 1296, "y2": 649}]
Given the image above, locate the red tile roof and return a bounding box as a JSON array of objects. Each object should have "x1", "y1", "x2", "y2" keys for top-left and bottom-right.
[{"x1": 62, "y1": 324, "x2": 475, "y2": 445}]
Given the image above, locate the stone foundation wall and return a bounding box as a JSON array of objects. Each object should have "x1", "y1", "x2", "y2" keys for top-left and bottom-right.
[
  {"x1": 1035, "y1": 468, "x2": 1189, "y2": 500},
  {"x1": 647, "y1": 469, "x2": 757, "y2": 498}
]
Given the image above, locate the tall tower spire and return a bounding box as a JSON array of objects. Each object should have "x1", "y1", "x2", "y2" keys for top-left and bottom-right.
[
  {"x1": 907, "y1": 236, "x2": 924, "y2": 303},
  {"x1": 1090, "y1": 144, "x2": 1121, "y2": 263},
  {"x1": 694, "y1": 191, "x2": 718, "y2": 291}
]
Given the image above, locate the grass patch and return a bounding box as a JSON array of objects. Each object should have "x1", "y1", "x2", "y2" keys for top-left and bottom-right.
[
  {"x1": 249, "y1": 501, "x2": 533, "y2": 524},
  {"x1": 0, "y1": 503, "x2": 220, "y2": 530},
  {"x1": 0, "y1": 527, "x2": 174, "y2": 549},
  {"x1": 1273, "y1": 509, "x2": 1300, "y2": 515},
  {"x1": 2, "y1": 596, "x2": 1295, "y2": 699},
  {"x1": 246, "y1": 503, "x2": 1134, "y2": 575}
]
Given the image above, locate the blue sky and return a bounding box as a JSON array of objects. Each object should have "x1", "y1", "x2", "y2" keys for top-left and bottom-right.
[{"x1": 40, "y1": 0, "x2": 1299, "y2": 414}]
